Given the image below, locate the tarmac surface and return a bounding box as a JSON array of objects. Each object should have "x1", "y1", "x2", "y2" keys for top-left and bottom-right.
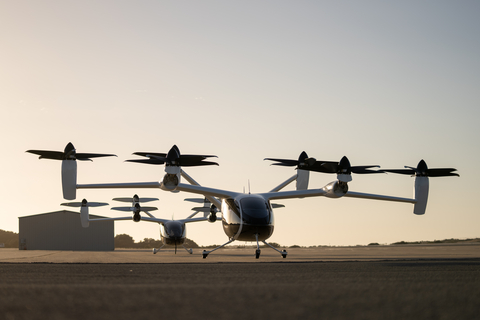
[{"x1": 1, "y1": 244, "x2": 480, "y2": 320}]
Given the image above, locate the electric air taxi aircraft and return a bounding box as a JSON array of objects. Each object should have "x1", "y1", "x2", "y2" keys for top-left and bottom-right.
[
  {"x1": 27, "y1": 143, "x2": 459, "y2": 259},
  {"x1": 61, "y1": 194, "x2": 215, "y2": 254}
]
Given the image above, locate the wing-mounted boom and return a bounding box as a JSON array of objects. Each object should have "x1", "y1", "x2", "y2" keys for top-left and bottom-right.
[
  {"x1": 382, "y1": 160, "x2": 459, "y2": 215},
  {"x1": 27, "y1": 142, "x2": 116, "y2": 200},
  {"x1": 61, "y1": 199, "x2": 109, "y2": 227},
  {"x1": 126, "y1": 145, "x2": 218, "y2": 191}
]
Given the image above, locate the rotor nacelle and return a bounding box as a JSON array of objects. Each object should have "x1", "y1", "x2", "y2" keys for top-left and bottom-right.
[
  {"x1": 322, "y1": 180, "x2": 349, "y2": 198},
  {"x1": 161, "y1": 172, "x2": 181, "y2": 191}
]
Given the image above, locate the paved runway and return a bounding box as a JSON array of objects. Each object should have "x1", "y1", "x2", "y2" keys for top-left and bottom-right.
[
  {"x1": 1, "y1": 244, "x2": 480, "y2": 320},
  {"x1": 2, "y1": 243, "x2": 480, "y2": 263}
]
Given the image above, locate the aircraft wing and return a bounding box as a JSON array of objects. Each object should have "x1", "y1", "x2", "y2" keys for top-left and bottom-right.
[
  {"x1": 89, "y1": 216, "x2": 172, "y2": 224},
  {"x1": 174, "y1": 183, "x2": 239, "y2": 200},
  {"x1": 343, "y1": 191, "x2": 416, "y2": 204},
  {"x1": 178, "y1": 217, "x2": 210, "y2": 224},
  {"x1": 259, "y1": 188, "x2": 327, "y2": 200},
  {"x1": 77, "y1": 182, "x2": 161, "y2": 189},
  {"x1": 88, "y1": 217, "x2": 132, "y2": 222},
  {"x1": 139, "y1": 217, "x2": 170, "y2": 224},
  {"x1": 260, "y1": 188, "x2": 416, "y2": 205}
]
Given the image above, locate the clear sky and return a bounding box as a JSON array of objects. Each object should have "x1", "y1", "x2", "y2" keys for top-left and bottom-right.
[{"x1": 1, "y1": 1, "x2": 479, "y2": 247}]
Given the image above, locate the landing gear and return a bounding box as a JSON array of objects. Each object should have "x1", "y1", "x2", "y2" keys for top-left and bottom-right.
[
  {"x1": 262, "y1": 240, "x2": 288, "y2": 258},
  {"x1": 182, "y1": 245, "x2": 193, "y2": 254},
  {"x1": 255, "y1": 234, "x2": 261, "y2": 259},
  {"x1": 202, "y1": 238, "x2": 235, "y2": 259},
  {"x1": 254, "y1": 234, "x2": 288, "y2": 259},
  {"x1": 152, "y1": 244, "x2": 165, "y2": 254}
]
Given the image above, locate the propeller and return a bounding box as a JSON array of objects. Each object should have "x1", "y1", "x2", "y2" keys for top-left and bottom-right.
[
  {"x1": 265, "y1": 151, "x2": 336, "y2": 171},
  {"x1": 111, "y1": 203, "x2": 158, "y2": 213},
  {"x1": 316, "y1": 156, "x2": 382, "y2": 175},
  {"x1": 111, "y1": 202, "x2": 158, "y2": 222},
  {"x1": 27, "y1": 142, "x2": 116, "y2": 161},
  {"x1": 61, "y1": 199, "x2": 109, "y2": 207},
  {"x1": 112, "y1": 194, "x2": 159, "y2": 203},
  {"x1": 184, "y1": 198, "x2": 209, "y2": 203},
  {"x1": 383, "y1": 159, "x2": 459, "y2": 177},
  {"x1": 126, "y1": 145, "x2": 218, "y2": 167},
  {"x1": 265, "y1": 152, "x2": 381, "y2": 174}
]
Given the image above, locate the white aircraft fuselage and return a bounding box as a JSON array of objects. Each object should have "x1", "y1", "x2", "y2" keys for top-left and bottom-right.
[
  {"x1": 160, "y1": 220, "x2": 187, "y2": 245},
  {"x1": 221, "y1": 194, "x2": 274, "y2": 242}
]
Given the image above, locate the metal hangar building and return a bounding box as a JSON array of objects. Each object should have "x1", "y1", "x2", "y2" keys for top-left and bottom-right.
[{"x1": 18, "y1": 210, "x2": 114, "y2": 251}]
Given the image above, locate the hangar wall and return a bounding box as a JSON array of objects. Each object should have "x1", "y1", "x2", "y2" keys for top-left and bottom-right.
[{"x1": 19, "y1": 210, "x2": 114, "y2": 251}]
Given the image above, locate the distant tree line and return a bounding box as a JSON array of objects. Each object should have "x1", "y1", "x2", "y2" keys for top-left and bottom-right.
[
  {"x1": 0, "y1": 229, "x2": 19, "y2": 248},
  {"x1": 2, "y1": 229, "x2": 478, "y2": 248}
]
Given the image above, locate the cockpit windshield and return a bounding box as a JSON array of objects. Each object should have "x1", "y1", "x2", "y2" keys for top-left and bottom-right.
[
  {"x1": 240, "y1": 197, "x2": 271, "y2": 225},
  {"x1": 165, "y1": 222, "x2": 184, "y2": 238}
]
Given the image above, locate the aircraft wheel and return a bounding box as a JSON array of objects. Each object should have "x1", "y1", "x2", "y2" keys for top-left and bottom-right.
[
  {"x1": 255, "y1": 249, "x2": 261, "y2": 259},
  {"x1": 282, "y1": 250, "x2": 287, "y2": 258},
  {"x1": 202, "y1": 250, "x2": 209, "y2": 259}
]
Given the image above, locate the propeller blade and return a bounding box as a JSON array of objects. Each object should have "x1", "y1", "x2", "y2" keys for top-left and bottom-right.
[
  {"x1": 61, "y1": 201, "x2": 108, "y2": 207},
  {"x1": 113, "y1": 197, "x2": 158, "y2": 203},
  {"x1": 180, "y1": 160, "x2": 219, "y2": 167},
  {"x1": 181, "y1": 154, "x2": 218, "y2": 159},
  {"x1": 139, "y1": 206, "x2": 158, "y2": 212},
  {"x1": 301, "y1": 161, "x2": 338, "y2": 173},
  {"x1": 112, "y1": 197, "x2": 134, "y2": 203},
  {"x1": 427, "y1": 168, "x2": 459, "y2": 177},
  {"x1": 86, "y1": 202, "x2": 109, "y2": 207},
  {"x1": 138, "y1": 197, "x2": 159, "y2": 202},
  {"x1": 111, "y1": 207, "x2": 134, "y2": 212},
  {"x1": 318, "y1": 162, "x2": 339, "y2": 173},
  {"x1": 383, "y1": 169, "x2": 415, "y2": 175},
  {"x1": 271, "y1": 203, "x2": 285, "y2": 208},
  {"x1": 61, "y1": 202, "x2": 83, "y2": 207},
  {"x1": 76, "y1": 153, "x2": 116, "y2": 160},
  {"x1": 125, "y1": 159, "x2": 165, "y2": 165},
  {"x1": 184, "y1": 198, "x2": 209, "y2": 203},
  {"x1": 351, "y1": 166, "x2": 383, "y2": 174},
  {"x1": 133, "y1": 152, "x2": 168, "y2": 158},
  {"x1": 264, "y1": 158, "x2": 299, "y2": 166},
  {"x1": 179, "y1": 155, "x2": 218, "y2": 166},
  {"x1": 270, "y1": 162, "x2": 299, "y2": 167},
  {"x1": 26, "y1": 150, "x2": 64, "y2": 160}
]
